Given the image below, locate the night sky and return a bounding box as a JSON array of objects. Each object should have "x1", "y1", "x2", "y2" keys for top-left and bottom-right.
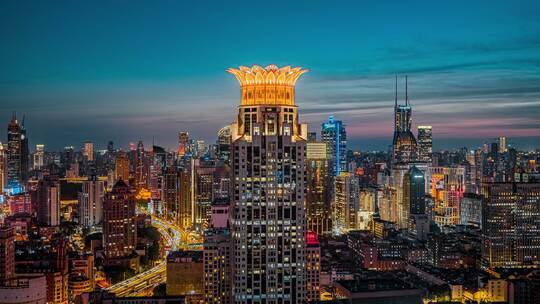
[{"x1": 1, "y1": 1, "x2": 540, "y2": 151}]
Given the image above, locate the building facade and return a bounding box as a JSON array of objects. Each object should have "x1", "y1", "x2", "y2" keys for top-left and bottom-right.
[
  {"x1": 6, "y1": 113, "x2": 29, "y2": 193},
  {"x1": 78, "y1": 176, "x2": 105, "y2": 228},
  {"x1": 392, "y1": 77, "x2": 417, "y2": 165},
  {"x1": 333, "y1": 172, "x2": 359, "y2": 235},
  {"x1": 482, "y1": 182, "x2": 540, "y2": 268},
  {"x1": 417, "y1": 126, "x2": 433, "y2": 163},
  {"x1": 227, "y1": 65, "x2": 309, "y2": 303},
  {"x1": 103, "y1": 180, "x2": 137, "y2": 267},
  {"x1": 321, "y1": 115, "x2": 347, "y2": 176},
  {"x1": 306, "y1": 141, "x2": 332, "y2": 236}
]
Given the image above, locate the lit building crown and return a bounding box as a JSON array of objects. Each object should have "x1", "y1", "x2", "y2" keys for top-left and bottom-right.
[{"x1": 227, "y1": 64, "x2": 308, "y2": 106}]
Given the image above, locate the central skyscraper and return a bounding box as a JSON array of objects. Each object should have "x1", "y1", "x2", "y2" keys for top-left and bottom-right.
[{"x1": 227, "y1": 65, "x2": 309, "y2": 303}]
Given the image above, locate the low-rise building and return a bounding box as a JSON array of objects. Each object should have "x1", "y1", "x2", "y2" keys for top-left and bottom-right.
[{"x1": 166, "y1": 250, "x2": 203, "y2": 302}]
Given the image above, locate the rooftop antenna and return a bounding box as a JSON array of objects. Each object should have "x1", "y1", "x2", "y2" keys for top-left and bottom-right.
[
  {"x1": 22, "y1": 114, "x2": 25, "y2": 127},
  {"x1": 405, "y1": 75, "x2": 409, "y2": 106}
]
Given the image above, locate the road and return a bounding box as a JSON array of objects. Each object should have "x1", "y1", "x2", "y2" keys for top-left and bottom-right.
[{"x1": 106, "y1": 213, "x2": 189, "y2": 297}]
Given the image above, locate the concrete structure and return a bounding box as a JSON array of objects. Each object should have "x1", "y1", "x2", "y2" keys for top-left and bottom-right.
[
  {"x1": 103, "y1": 180, "x2": 138, "y2": 269},
  {"x1": 36, "y1": 178, "x2": 60, "y2": 227},
  {"x1": 334, "y1": 273, "x2": 423, "y2": 304},
  {"x1": 204, "y1": 229, "x2": 232, "y2": 304},
  {"x1": 166, "y1": 250, "x2": 204, "y2": 302},
  {"x1": 0, "y1": 226, "x2": 15, "y2": 280},
  {"x1": 321, "y1": 115, "x2": 347, "y2": 176},
  {"x1": 333, "y1": 172, "x2": 359, "y2": 234},
  {"x1": 306, "y1": 141, "x2": 332, "y2": 236},
  {"x1": 83, "y1": 141, "x2": 94, "y2": 161},
  {"x1": 114, "y1": 151, "x2": 130, "y2": 183},
  {"x1": 306, "y1": 231, "x2": 321, "y2": 302},
  {"x1": 417, "y1": 126, "x2": 432, "y2": 163},
  {"x1": 78, "y1": 175, "x2": 104, "y2": 228},
  {"x1": 0, "y1": 274, "x2": 47, "y2": 304},
  {"x1": 227, "y1": 64, "x2": 309, "y2": 303},
  {"x1": 392, "y1": 76, "x2": 417, "y2": 166},
  {"x1": 33, "y1": 144, "x2": 44, "y2": 170},
  {"x1": 6, "y1": 113, "x2": 29, "y2": 193},
  {"x1": 482, "y1": 182, "x2": 540, "y2": 268}
]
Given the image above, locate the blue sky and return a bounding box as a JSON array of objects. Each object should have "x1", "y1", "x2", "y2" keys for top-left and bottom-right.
[{"x1": 1, "y1": 0, "x2": 540, "y2": 151}]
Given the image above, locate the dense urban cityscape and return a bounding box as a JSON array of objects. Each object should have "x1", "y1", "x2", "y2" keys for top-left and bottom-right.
[
  {"x1": 0, "y1": 64, "x2": 539, "y2": 304},
  {"x1": 2, "y1": 1, "x2": 540, "y2": 304}
]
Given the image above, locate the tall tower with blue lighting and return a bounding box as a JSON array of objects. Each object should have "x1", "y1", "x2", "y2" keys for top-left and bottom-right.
[{"x1": 321, "y1": 115, "x2": 347, "y2": 176}]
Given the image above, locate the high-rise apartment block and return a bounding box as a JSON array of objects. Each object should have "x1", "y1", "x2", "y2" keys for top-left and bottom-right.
[
  {"x1": 0, "y1": 226, "x2": 15, "y2": 280},
  {"x1": 429, "y1": 166, "x2": 465, "y2": 226},
  {"x1": 306, "y1": 141, "x2": 332, "y2": 236},
  {"x1": 114, "y1": 151, "x2": 130, "y2": 183},
  {"x1": 482, "y1": 182, "x2": 540, "y2": 268},
  {"x1": 103, "y1": 180, "x2": 138, "y2": 269},
  {"x1": 333, "y1": 172, "x2": 359, "y2": 235},
  {"x1": 306, "y1": 231, "x2": 321, "y2": 302},
  {"x1": 227, "y1": 65, "x2": 310, "y2": 303},
  {"x1": 78, "y1": 175, "x2": 104, "y2": 228},
  {"x1": 36, "y1": 177, "x2": 61, "y2": 226},
  {"x1": 417, "y1": 126, "x2": 432, "y2": 163},
  {"x1": 33, "y1": 144, "x2": 45, "y2": 170},
  {"x1": 83, "y1": 141, "x2": 94, "y2": 161}
]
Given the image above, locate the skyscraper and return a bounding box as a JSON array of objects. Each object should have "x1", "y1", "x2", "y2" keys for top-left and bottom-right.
[
  {"x1": 392, "y1": 76, "x2": 417, "y2": 165},
  {"x1": 36, "y1": 177, "x2": 61, "y2": 226},
  {"x1": 498, "y1": 136, "x2": 506, "y2": 154},
  {"x1": 7, "y1": 113, "x2": 29, "y2": 193},
  {"x1": 403, "y1": 166, "x2": 429, "y2": 240},
  {"x1": 78, "y1": 175, "x2": 104, "y2": 228},
  {"x1": 403, "y1": 166, "x2": 426, "y2": 216},
  {"x1": 0, "y1": 226, "x2": 15, "y2": 281},
  {"x1": 114, "y1": 151, "x2": 130, "y2": 183},
  {"x1": 227, "y1": 64, "x2": 309, "y2": 303},
  {"x1": 217, "y1": 126, "x2": 232, "y2": 161},
  {"x1": 333, "y1": 172, "x2": 359, "y2": 235},
  {"x1": 194, "y1": 160, "x2": 216, "y2": 232},
  {"x1": 178, "y1": 131, "x2": 190, "y2": 157},
  {"x1": 33, "y1": 144, "x2": 45, "y2": 170},
  {"x1": 204, "y1": 228, "x2": 232, "y2": 304},
  {"x1": 321, "y1": 115, "x2": 347, "y2": 176},
  {"x1": 417, "y1": 126, "x2": 432, "y2": 163},
  {"x1": 306, "y1": 141, "x2": 332, "y2": 236},
  {"x1": 0, "y1": 143, "x2": 5, "y2": 191},
  {"x1": 162, "y1": 165, "x2": 179, "y2": 221},
  {"x1": 83, "y1": 141, "x2": 94, "y2": 161},
  {"x1": 306, "y1": 231, "x2": 321, "y2": 302},
  {"x1": 135, "y1": 140, "x2": 148, "y2": 189},
  {"x1": 429, "y1": 166, "x2": 465, "y2": 226},
  {"x1": 103, "y1": 180, "x2": 137, "y2": 268},
  {"x1": 482, "y1": 182, "x2": 540, "y2": 268},
  {"x1": 178, "y1": 168, "x2": 193, "y2": 230}
]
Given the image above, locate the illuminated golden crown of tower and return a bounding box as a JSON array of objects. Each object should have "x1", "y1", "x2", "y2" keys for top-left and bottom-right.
[{"x1": 227, "y1": 64, "x2": 308, "y2": 106}]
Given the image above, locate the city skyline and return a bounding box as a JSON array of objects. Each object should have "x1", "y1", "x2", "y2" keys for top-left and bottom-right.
[{"x1": 2, "y1": 1, "x2": 540, "y2": 151}]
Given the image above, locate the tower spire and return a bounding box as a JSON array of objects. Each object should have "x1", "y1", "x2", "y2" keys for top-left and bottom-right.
[
  {"x1": 405, "y1": 75, "x2": 408, "y2": 106},
  {"x1": 395, "y1": 75, "x2": 398, "y2": 108}
]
